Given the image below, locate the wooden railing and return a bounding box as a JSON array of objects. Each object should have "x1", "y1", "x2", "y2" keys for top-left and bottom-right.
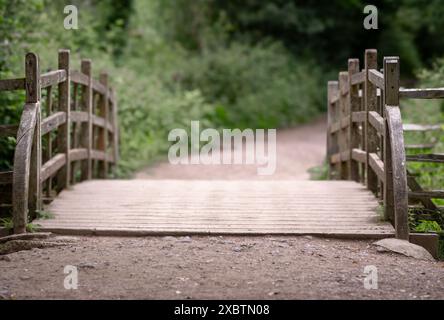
[
  {"x1": 327, "y1": 49, "x2": 443, "y2": 240},
  {"x1": 0, "y1": 50, "x2": 118, "y2": 234}
]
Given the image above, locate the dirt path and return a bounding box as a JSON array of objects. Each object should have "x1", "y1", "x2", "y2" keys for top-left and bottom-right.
[
  {"x1": 135, "y1": 116, "x2": 326, "y2": 180},
  {"x1": 1, "y1": 235, "x2": 443, "y2": 299},
  {"x1": 1, "y1": 118, "x2": 444, "y2": 300}
]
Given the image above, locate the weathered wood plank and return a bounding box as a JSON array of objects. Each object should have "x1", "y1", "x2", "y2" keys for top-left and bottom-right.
[
  {"x1": 352, "y1": 148, "x2": 366, "y2": 163},
  {"x1": 92, "y1": 79, "x2": 107, "y2": 95},
  {"x1": 409, "y1": 191, "x2": 444, "y2": 199},
  {"x1": 368, "y1": 111, "x2": 385, "y2": 135},
  {"x1": 368, "y1": 69, "x2": 384, "y2": 88},
  {"x1": 0, "y1": 124, "x2": 19, "y2": 138},
  {"x1": 25, "y1": 52, "x2": 42, "y2": 224},
  {"x1": 351, "y1": 71, "x2": 365, "y2": 85},
  {"x1": 71, "y1": 111, "x2": 88, "y2": 123},
  {"x1": 365, "y1": 49, "x2": 378, "y2": 194},
  {"x1": 36, "y1": 180, "x2": 394, "y2": 238},
  {"x1": 80, "y1": 59, "x2": 93, "y2": 181},
  {"x1": 400, "y1": 88, "x2": 444, "y2": 99},
  {"x1": 111, "y1": 89, "x2": 119, "y2": 165},
  {"x1": 385, "y1": 103, "x2": 409, "y2": 240},
  {"x1": 70, "y1": 70, "x2": 89, "y2": 86},
  {"x1": 338, "y1": 72, "x2": 349, "y2": 179},
  {"x1": 97, "y1": 73, "x2": 109, "y2": 177},
  {"x1": 56, "y1": 50, "x2": 71, "y2": 189},
  {"x1": 41, "y1": 111, "x2": 66, "y2": 135},
  {"x1": 13, "y1": 102, "x2": 39, "y2": 233},
  {"x1": 405, "y1": 143, "x2": 436, "y2": 149},
  {"x1": 407, "y1": 170, "x2": 437, "y2": 211},
  {"x1": 0, "y1": 171, "x2": 13, "y2": 185},
  {"x1": 368, "y1": 153, "x2": 385, "y2": 183},
  {"x1": 327, "y1": 81, "x2": 339, "y2": 179},
  {"x1": 92, "y1": 115, "x2": 113, "y2": 132},
  {"x1": 352, "y1": 111, "x2": 366, "y2": 123},
  {"x1": 349, "y1": 59, "x2": 361, "y2": 182},
  {"x1": 406, "y1": 154, "x2": 444, "y2": 163},
  {"x1": 40, "y1": 70, "x2": 66, "y2": 88},
  {"x1": 0, "y1": 78, "x2": 25, "y2": 91},
  {"x1": 403, "y1": 124, "x2": 441, "y2": 132},
  {"x1": 45, "y1": 86, "x2": 53, "y2": 198},
  {"x1": 40, "y1": 154, "x2": 66, "y2": 183},
  {"x1": 69, "y1": 148, "x2": 88, "y2": 162}
]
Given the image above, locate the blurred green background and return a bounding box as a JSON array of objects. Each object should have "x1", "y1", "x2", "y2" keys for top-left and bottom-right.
[{"x1": 0, "y1": 0, "x2": 443, "y2": 175}]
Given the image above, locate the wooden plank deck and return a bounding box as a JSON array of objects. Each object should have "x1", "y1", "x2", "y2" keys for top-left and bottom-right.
[{"x1": 35, "y1": 180, "x2": 395, "y2": 238}]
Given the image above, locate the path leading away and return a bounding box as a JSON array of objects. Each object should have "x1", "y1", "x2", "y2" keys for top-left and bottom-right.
[
  {"x1": 136, "y1": 117, "x2": 327, "y2": 180},
  {"x1": 36, "y1": 117, "x2": 394, "y2": 237}
]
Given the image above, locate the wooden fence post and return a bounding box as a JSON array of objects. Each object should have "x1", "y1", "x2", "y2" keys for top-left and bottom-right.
[
  {"x1": 348, "y1": 59, "x2": 360, "y2": 182},
  {"x1": 111, "y1": 89, "x2": 119, "y2": 167},
  {"x1": 338, "y1": 72, "x2": 349, "y2": 180},
  {"x1": 57, "y1": 49, "x2": 71, "y2": 189},
  {"x1": 383, "y1": 56, "x2": 409, "y2": 239},
  {"x1": 80, "y1": 59, "x2": 92, "y2": 180},
  {"x1": 327, "y1": 81, "x2": 339, "y2": 179},
  {"x1": 26, "y1": 52, "x2": 42, "y2": 222},
  {"x1": 364, "y1": 49, "x2": 378, "y2": 194},
  {"x1": 13, "y1": 52, "x2": 41, "y2": 233},
  {"x1": 45, "y1": 85, "x2": 53, "y2": 199},
  {"x1": 98, "y1": 72, "x2": 109, "y2": 178}
]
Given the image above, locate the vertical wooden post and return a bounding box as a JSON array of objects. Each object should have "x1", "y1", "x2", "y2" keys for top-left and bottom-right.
[
  {"x1": 80, "y1": 59, "x2": 93, "y2": 180},
  {"x1": 26, "y1": 52, "x2": 41, "y2": 223},
  {"x1": 57, "y1": 49, "x2": 71, "y2": 189},
  {"x1": 327, "y1": 81, "x2": 339, "y2": 179},
  {"x1": 384, "y1": 58, "x2": 398, "y2": 221},
  {"x1": 45, "y1": 86, "x2": 53, "y2": 198},
  {"x1": 338, "y1": 72, "x2": 349, "y2": 180},
  {"x1": 383, "y1": 56, "x2": 409, "y2": 240},
  {"x1": 327, "y1": 81, "x2": 334, "y2": 178},
  {"x1": 111, "y1": 89, "x2": 119, "y2": 167},
  {"x1": 98, "y1": 72, "x2": 109, "y2": 178},
  {"x1": 71, "y1": 83, "x2": 78, "y2": 183},
  {"x1": 348, "y1": 59, "x2": 360, "y2": 182},
  {"x1": 359, "y1": 85, "x2": 366, "y2": 184},
  {"x1": 364, "y1": 49, "x2": 378, "y2": 194}
]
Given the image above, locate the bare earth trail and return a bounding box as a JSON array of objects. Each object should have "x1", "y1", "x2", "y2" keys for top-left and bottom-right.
[{"x1": 1, "y1": 117, "x2": 444, "y2": 299}]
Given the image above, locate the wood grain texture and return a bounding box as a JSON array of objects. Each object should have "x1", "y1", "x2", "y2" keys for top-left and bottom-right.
[
  {"x1": 13, "y1": 103, "x2": 39, "y2": 233},
  {"x1": 0, "y1": 78, "x2": 25, "y2": 91},
  {"x1": 56, "y1": 50, "x2": 71, "y2": 189},
  {"x1": 0, "y1": 124, "x2": 19, "y2": 138},
  {"x1": 40, "y1": 70, "x2": 66, "y2": 88},
  {"x1": 364, "y1": 49, "x2": 378, "y2": 194},
  {"x1": 35, "y1": 180, "x2": 394, "y2": 238},
  {"x1": 399, "y1": 88, "x2": 444, "y2": 99}
]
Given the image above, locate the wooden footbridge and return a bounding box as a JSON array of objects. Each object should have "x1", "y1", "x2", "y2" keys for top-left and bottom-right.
[{"x1": 0, "y1": 50, "x2": 442, "y2": 245}]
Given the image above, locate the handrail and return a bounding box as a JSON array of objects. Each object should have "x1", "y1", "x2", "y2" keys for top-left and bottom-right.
[
  {"x1": 399, "y1": 88, "x2": 444, "y2": 99},
  {"x1": 0, "y1": 49, "x2": 119, "y2": 234},
  {"x1": 368, "y1": 69, "x2": 384, "y2": 88},
  {"x1": 328, "y1": 50, "x2": 443, "y2": 241},
  {"x1": 40, "y1": 70, "x2": 66, "y2": 88},
  {"x1": 327, "y1": 50, "x2": 410, "y2": 240},
  {"x1": 0, "y1": 78, "x2": 25, "y2": 91},
  {"x1": 385, "y1": 105, "x2": 409, "y2": 239},
  {"x1": 12, "y1": 102, "x2": 40, "y2": 234}
]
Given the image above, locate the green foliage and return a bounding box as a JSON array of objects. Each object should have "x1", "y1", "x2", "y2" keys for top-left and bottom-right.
[
  {"x1": 36, "y1": 211, "x2": 54, "y2": 220},
  {"x1": 0, "y1": 217, "x2": 13, "y2": 230},
  {"x1": 0, "y1": 217, "x2": 38, "y2": 232},
  {"x1": 414, "y1": 220, "x2": 442, "y2": 233},
  {"x1": 308, "y1": 160, "x2": 329, "y2": 181},
  {"x1": 178, "y1": 42, "x2": 324, "y2": 129},
  {"x1": 2, "y1": 0, "x2": 444, "y2": 178}
]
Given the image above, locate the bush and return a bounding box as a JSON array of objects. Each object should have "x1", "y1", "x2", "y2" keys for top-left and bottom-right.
[{"x1": 177, "y1": 42, "x2": 324, "y2": 129}]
